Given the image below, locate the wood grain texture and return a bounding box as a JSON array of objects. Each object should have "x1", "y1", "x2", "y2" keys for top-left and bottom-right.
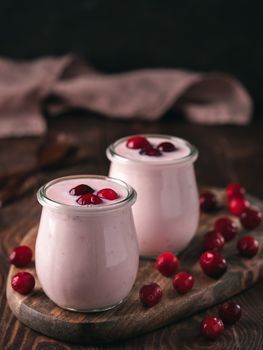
[
  {"x1": 6, "y1": 189, "x2": 263, "y2": 344},
  {"x1": 1, "y1": 115, "x2": 263, "y2": 349}
]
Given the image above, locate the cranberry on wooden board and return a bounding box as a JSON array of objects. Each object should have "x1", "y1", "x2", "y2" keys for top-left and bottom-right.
[
  {"x1": 199, "y1": 192, "x2": 217, "y2": 212},
  {"x1": 214, "y1": 217, "x2": 238, "y2": 242},
  {"x1": 172, "y1": 272, "x2": 194, "y2": 294},
  {"x1": 9, "y1": 246, "x2": 33, "y2": 267},
  {"x1": 226, "y1": 183, "x2": 245, "y2": 200},
  {"x1": 199, "y1": 251, "x2": 227, "y2": 278},
  {"x1": 203, "y1": 231, "x2": 225, "y2": 251},
  {"x1": 228, "y1": 196, "x2": 250, "y2": 216},
  {"x1": 237, "y1": 235, "x2": 259, "y2": 258},
  {"x1": 218, "y1": 301, "x2": 242, "y2": 324},
  {"x1": 11, "y1": 272, "x2": 35, "y2": 295},
  {"x1": 156, "y1": 252, "x2": 179, "y2": 277},
  {"x1": 240, "y1": 208, "x2": 262, "y2": 230},
  {"x1": 201, "y1": 316, "x2": 224, "y2": 340},
  {"x1": 139, "y1": 283, "x2": 163, "y2": 307}
]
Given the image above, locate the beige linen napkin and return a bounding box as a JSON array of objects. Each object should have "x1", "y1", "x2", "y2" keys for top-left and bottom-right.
[{"x1": 0, "y1": 55, "x2": 253, "y2": 138}]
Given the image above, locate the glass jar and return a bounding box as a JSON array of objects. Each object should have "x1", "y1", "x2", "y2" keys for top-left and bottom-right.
[
  {"x1": 36, "y1": 175, "x2": 138, "y2": 312},
  {"x1": 107, "y1": 135, "x2": 199, "y2": 258}
]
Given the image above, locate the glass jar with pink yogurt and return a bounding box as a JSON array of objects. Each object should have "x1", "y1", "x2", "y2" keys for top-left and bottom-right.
[
  {"x1": 106, "y1": 134, "x2": 199, "y2": 258},
  {"x1": 36, "y1": 175, "x2": 138, "y2": 312}
]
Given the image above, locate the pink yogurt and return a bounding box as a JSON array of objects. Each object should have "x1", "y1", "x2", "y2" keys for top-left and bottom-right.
[
  {"x1": 107, "y1": 135, "x2": 199, "y2": 257},
  {"x1": 36, "y1": 175, "x2": 138, "y2": 312}
]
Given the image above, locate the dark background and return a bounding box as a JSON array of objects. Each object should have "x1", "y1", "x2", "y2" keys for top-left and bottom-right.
[
  {"x1": 1, "y1": 2, "x2": 263, "y2": 349},
  {"x1": 0, "y1": 0, "x2": 262, "y2": 112}
]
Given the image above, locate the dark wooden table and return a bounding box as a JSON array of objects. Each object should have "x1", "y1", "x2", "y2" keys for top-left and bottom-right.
[{"x1": 1, "y1": 112, "x2": 263, "y2": 350}]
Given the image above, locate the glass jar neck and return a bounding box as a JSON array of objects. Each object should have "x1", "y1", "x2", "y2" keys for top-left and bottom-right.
[
  {"x1": 37, "y1": 175, "x2": 137, "y2": 214},
  {"x1": 107, "y1": 134, "x2": 198, "y2": 168}
]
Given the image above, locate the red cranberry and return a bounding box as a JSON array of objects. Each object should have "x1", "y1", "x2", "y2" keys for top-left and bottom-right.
[
  {"x1": 201, "y1": 316, "x2": 224, "y2": 339},
  {"x1": 203, "y1": 231, "x2": 225, "y2": 252},
  {"x1": 11, "y1": 272, "x2": 35, "y2": 295},
  {"x1": 156, "y1": 252, "x2": 179, "y2": 277},
  {"x1": 240, "y1": 208, "x2": 262, "y2": 230},
  {"x1": 218, "y1": 301, "x2": 242, "y2": 324},
  {"x1": 226, "y1": 183, "x2": 245, "y2": 200},
  {"x1": 199, "y1": 251, "x2": 227, "y2": 278},
  {"x1": 69, "y1": 184, "x2": 94, "y2": 196},
  {"x1": 139, "y1": 282, "x2": 163, "y2": 307},
  {"x1": 214, "y1": 217, "x2": 238, "y2": 241},
  {"x1": 157, "y1": 142, "x2": 177, "y2": 152},
  {"x1": 97, "y1": 188, "x2": 119, "y2": 200},
  {"x1": 77, "y1": 194, "x2": 102, "y2": 205},
  {"x1": 126, "y1": 136, "x2": 151, "y2": 149},
  {"x1": 139, "y1": 147, "x2": 162, "y2": 157},
  {"x1": 228, "y1": 196, "x2": 250, "y2": 216},
  {"x1": 9, "y1": 245, "x2": 33, "y2": 267},
  {"x1": 172, "y1": 272, "x2": 194, "y2": 294},
  {"x1": 199, "y1": 192, "x2": 217, "y2": 212},
  {"x1": 237, "y1": 235, "x2": 259, "y2": 257}
]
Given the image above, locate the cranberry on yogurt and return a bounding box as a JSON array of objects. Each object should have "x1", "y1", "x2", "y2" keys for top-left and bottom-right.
[
  {"x1": 157, "y1": 142, "x2": 177, "y2": 152},
  {"x1": 77, "y1": 193, "x2": 102, "y2": 205},
  {"x1": 97, "y1": 188, "x2": 120, "y2": 200},
  {"x1": 69, "y1": 184, "x2": 94, "y2": 196},
  {"x1": 139, "y1": 147, "x2": 162, "y2": 157},
  {"x1": 126, "y1": 136, "x2": 150, "y2": 150}
]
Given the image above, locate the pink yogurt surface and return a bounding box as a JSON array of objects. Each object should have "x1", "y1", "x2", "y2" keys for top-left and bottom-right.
[
  {"x1": 46, "y1": 177, "x2": 128, "y2": 206},
  {"x1": 114, "y1": 136, "x2": 190, "y2": 162}
]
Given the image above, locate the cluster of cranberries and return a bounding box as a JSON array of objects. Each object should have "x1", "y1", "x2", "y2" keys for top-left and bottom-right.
[
  {"x1": 197, "y1": 183, "x2": 260, "y2": 339},
  {"x1": 200, "y1": 183, "x2": 262, "y2": 228},
  {"x1": 126, "y1": 136, "x2": 178, "y2": 157},
  {"x1": 199, "y1": 183, "x2": 261, "y2": 270},
  {"x1": 201, "y1": 301, "x2": 242, "y2": 339},
  {"x1": 139, "y1": 182, "x2": 261, "y2": 340},
  {"x1": 9, "y1": 246, "x2": 35, "y2": 295},
  {"x1": 139, "y1": 252, "x2": 194, "y2": 308},
  {"x1": 140, "y1": 254, "x2": 241, "y2": 341},
  {"x1": 8, "y1": 181, "x2": 261, "y2": 341},
  {"x1": 69, "y1": 184, "x2": 119, "y2": 205}
]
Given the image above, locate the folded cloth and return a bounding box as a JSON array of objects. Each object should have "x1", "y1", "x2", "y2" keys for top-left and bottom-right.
[{"x1": 0, "y1": 54, "x2": 253, "y2": 138}]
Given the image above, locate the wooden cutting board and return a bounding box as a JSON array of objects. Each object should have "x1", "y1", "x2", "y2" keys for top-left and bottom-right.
[{"x1": 6, "y1": 188, "x2": 263, "y2": 345}]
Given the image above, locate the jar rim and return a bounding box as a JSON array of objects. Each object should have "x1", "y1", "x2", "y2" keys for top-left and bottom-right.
[
  {"x1": 37, "y1": 175, "x2": 137, "y2": 212},
  {"x1": 106, "y1": 134, "x2": 198, "y2": 166}
]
